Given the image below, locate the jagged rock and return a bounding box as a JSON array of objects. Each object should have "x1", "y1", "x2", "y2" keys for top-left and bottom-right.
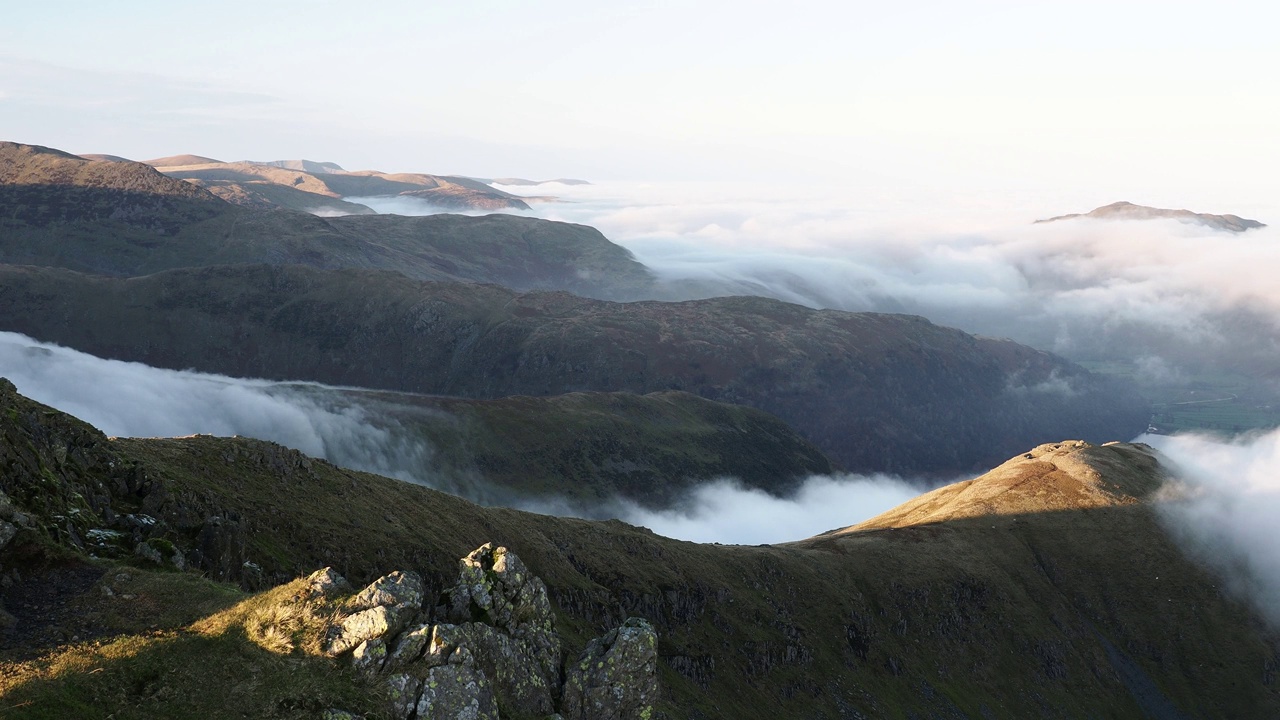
[
  {"x1": 191, "y1": 515, "x2": 249, "y2": 582},
  {"x1": 414, "y1": 663, "x2": 499, "y2": 720},
  {"x1": 306, "y1": 567, "x2": 353, "y2": 599},
  {"x1": 385, "y1": 673, "x2": 423, "y2": 720},
  {"x1": 351, "y1": 570, "x2": 423, "y2": 612},
  {"x1": 428, "y1": 622, "x2": 558, "y2": 715},
  {"x1": 351, "y1": 637, "x2": 388, "y2": 676},
  {"x1": 321, "y1": 709, "x2": 362, "y2": 720},
  {"x1": 325, "y1": 570, "x2": 425, "y2": 656},
  {"x1": 386, "y1": 623, "x2": 433, "y2": 670},
  {"x1": 440, "y1": 544, "x2": 562, "y2": 713},
  {"x1": 446, "y1": 544, "x2": 553, "y2": 634},
  {"x1": 325, "y1": 603, "x2": 413, "y2": 657},
  {"x1": 362, "y1": 546, "x2": 659, "y2": 720},
  {"x1": 562, "y1": 617, "x2": 660, "y2": 720}
]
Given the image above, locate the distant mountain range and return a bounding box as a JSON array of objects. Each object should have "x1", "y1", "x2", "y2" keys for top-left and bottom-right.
[
  {"x1": 0, "y1": 139, "x2": 1151, "y2": 476},
  {"x1": 1, "y1": 139, "x2": 1274, "y2": 717},
  {"x1": 0, "y1": 142, "x2": 651, "y2": 298},
  {"x1": 1036, "y1": 200, "x2": 1266, "y2": 232},
  {"x1": 76, "y1": 149, "x2": 534, "y2": 212}
]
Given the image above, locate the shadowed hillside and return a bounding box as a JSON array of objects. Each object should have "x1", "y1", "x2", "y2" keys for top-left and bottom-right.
[
  {"x1": 331, "y1": 388, "x2": 835, "y2": 506},
  {"x1": 0, "y1": 263, "x2": 1148, "y2": 475},
  {"x1": 0, "y1": 141, "x2": 653, "y2": 298},
  {"x1": 0, "y1": 383, "x2": 1274, "y2": 718}
]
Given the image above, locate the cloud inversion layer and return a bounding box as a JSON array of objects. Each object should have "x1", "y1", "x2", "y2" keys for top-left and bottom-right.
[{"x1": 0, "y1": 331, "x2": 923, "y2": 544}]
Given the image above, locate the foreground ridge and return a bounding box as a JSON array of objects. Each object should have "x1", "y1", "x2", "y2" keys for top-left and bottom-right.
[{"x1": 0, "y1": 382, "x2": 1276, "y2": 717}]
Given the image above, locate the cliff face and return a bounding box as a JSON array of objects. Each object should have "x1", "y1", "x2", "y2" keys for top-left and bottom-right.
[
  {"x1": 0, "y1": 383, "x2": 1275, "y2": 718},
  {"x1": 0, "y1": 263, "x2": 1148, "y2": 475}
]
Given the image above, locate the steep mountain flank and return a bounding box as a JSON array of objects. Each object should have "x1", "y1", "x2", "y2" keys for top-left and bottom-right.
[
  {"x1": 324, "y1": 388, "x2": 835, "y2": 505},
  {"x1": 1036, "y1": 201, "x2": 1266, "y2": 232},
  {"x1": 0, "y1": 142, "x2": 653, "y2": 297},
  {"x1": 0, "y1": 263, "x2": 1148, "y2": 475},
  {"x1": 0, "y1": 384, "x2": 1274, "y2": 718}
]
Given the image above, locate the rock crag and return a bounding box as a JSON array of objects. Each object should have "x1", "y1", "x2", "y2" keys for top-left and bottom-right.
[{"x1": 308, "y1": 545, "x2": 658, "y2": 720}]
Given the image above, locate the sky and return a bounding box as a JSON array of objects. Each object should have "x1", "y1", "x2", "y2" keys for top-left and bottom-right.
[{"x1": 4, "y1": 0, "x2": 1280, "y2": 202}]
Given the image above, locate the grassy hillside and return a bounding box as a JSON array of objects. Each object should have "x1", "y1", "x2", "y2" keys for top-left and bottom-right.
[
  {"x1": 0, "y1": 262, "x2": 1148, "y2": 475},
  {"x1": 0, "y1": 141, "x2": 652, "y2": 298},
  {"x1": 0, "y1": 382, "x2": 1274, "y2": 718},
  {"x1": 156, "y1": 160, "x2": 531, "y2": 211},
  {"x1": 332, "y1": 388, "x2": 834, "y2": 505}
]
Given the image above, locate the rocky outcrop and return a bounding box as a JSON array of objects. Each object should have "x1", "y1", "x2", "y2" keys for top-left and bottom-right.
[
  {"x1": 316, "y1": 544, "x2": 659, "y2": 720},
  {"x1": 562, "y1": 617, "x2": 659, "y2": 720}
]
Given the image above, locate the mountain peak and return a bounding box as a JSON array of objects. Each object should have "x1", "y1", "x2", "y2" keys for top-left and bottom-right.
[
  {"x1": 255, "y1": 159, "x2": 346, "y2": 174},
  {"x1": 143, "y1": 154, "x2": 224, "y2": 167},
  {"x1": 1036, "y1": 202, "x2": 1266, "y2": 232},
  {"x1": 808, "y1": 441, "x2": 1162, "y2": 540}
]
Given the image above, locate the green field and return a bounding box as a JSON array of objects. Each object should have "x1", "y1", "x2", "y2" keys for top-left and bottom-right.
[{"x1": 1080, "y1": 361, "x2": 1280, "y2": 435}]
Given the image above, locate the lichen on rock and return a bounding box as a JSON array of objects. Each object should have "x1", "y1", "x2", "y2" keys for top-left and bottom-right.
[
  {"x1": 562, "y1": 617, "x2": 660, "y2": 720},
  {"x1": 316, "y1": 544, "x2": 658, "y2": 720}
]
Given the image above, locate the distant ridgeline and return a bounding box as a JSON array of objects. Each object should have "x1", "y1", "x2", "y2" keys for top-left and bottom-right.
[
  {"x1": 0, "y1": 262, "x2": 1149, "y2": 476},
  {"x1": 0, "y1": 141, "x2": 653, "y2": 299}
]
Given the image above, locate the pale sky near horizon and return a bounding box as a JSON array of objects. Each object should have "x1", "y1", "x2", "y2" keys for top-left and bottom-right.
[{"x1": 2, "y1": 0, "x2": 1278, "y2": 205}]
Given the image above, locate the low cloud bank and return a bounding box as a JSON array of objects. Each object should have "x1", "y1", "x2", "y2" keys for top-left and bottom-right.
[
  {"x1": 343, "y1": 195, "x2": 526, "y2": 218},
  {"x1": 0, "y1": 332, "x2": 926, "y2": 544},
  {"x1": 1145, "y1": 431, "x2": 1280, "y2": 628},
  {"x1": 507, "y1": 182, "x2": 1280, "y2": 378},
  {"x1": 0, "y1": 332, "x2": 437, "y2": 486},
  {"x1": 613, "y1": 474, "x2": 927, "y2": 545}
]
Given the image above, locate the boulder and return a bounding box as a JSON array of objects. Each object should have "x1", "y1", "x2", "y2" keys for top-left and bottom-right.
[
  {"x1": 351, "y1": 570, "x2": 424, "y2": 611},
  {"x1": 562, "y1": 617, "x2": 660, "y2": 720},
  {"x1": 305, "y1": 567, "x2": 352, "y2": 599},
  {"x1": 414, "y1": 663, "x2": 499, "y2": 720}
]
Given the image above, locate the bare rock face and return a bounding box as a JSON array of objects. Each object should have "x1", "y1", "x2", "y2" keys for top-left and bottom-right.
[
  {"x1": 562, "y1": 617, "x2": 660, "y2": 720},
  {"x1": 442, "y1": 543, "x2": 562, "y2": 705},
  {"x1": 351, "y1": 570, "x2": 425, "y2": 612},
  {"x1": 323, "y1": 570, "x2": 425, "y2": 657},
  {"x1": 317, "y1": 544, "x2": 659, "y2": 720},
  {"x1": 414, "y1": 662, "x2": 500, "y2": 720}
]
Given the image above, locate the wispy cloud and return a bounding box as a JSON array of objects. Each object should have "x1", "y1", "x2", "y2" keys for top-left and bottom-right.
[{"x1": 1146, "y1": 430, "x2": 1280, "y2": 629}]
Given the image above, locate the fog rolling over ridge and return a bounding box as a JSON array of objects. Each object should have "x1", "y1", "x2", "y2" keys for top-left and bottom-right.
[
  {"x1": 1147, "y1": 430, "x2": 1280, "y2": 629},
  {"x1": 0, "y1": 332, "x2": 920, "y2": 544},
  {"x1": 495, "y1": 182, "x2": 1280, "y2": 379},
  {"x1": 0, "y1": 332, "x2": 437, "y2": 488}
]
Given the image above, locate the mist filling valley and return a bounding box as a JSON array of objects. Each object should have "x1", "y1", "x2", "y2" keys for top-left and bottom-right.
[
  {"x1": 365, "y1": 181, "x2": 1280, "y2": 420},
  {"x1": 314, "y1": 182, "x2": 1280, "y2": 610},
  {"x1": 0, "y1": 332, "x2": 924, "y2": 545}
]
